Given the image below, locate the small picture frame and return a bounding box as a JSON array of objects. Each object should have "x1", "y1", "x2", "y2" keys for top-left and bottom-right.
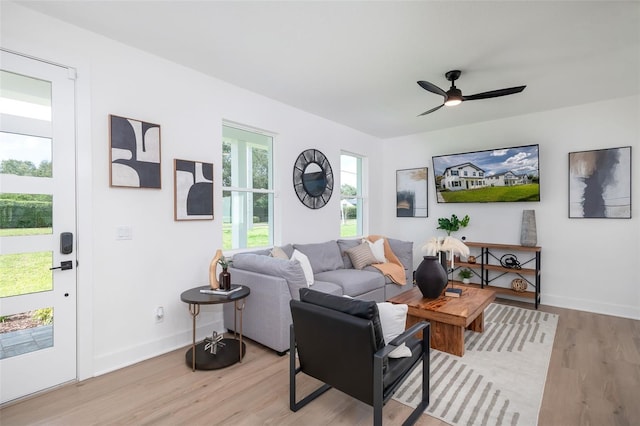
[
  {"x1": 568, "y1": 146, "x2": 631, "y2": 218},
  {"x1": 174, "y1": 159, "x2": 214, "y2": 221},
  {"x1": 396, "y1": 167, "x2": 428, "y2": 217},
  {"x1": 109, "y1": 115, "x2": 161, "y2": 189}
]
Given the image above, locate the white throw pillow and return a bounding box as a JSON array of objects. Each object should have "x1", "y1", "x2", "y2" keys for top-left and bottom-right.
[
  {"x1": 365, "y1": 238, "x2": 387, "y2": 263},
  {"x1": 292, "y1": 249, "x2": 314, "y2": 287},
  {"x1": 377, "y1": 302, "x2": 412, "y2": 358}
]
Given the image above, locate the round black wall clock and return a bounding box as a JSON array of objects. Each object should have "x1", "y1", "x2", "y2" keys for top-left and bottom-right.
[{"x1": 293, "y1": 149, "x2": 334, "y2": 209}]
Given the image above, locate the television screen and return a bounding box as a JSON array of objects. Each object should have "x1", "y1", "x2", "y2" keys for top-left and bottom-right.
[{"x1": 432, "y1": 144, "x2": 540, "y2": 203}]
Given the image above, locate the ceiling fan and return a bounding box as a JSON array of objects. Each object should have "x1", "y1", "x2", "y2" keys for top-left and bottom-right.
[{"x1": 417, "y1": 70, "x2": 526, "y2": 116}]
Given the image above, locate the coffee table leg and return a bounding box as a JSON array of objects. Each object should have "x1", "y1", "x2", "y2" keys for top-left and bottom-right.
[
  {"x1": 431, "y1": 321, "x2": 465, "y2": 357},
  {"x1": 468, "y1": 311, "x2": 484, "y2": 333}
]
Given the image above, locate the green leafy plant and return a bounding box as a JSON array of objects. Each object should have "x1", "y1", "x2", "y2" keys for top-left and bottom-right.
[
  {"x1": 218, "y1": 256, "x2": 231, "y2": 269},
  {"x1": 458, "y1": 268, "x2": 473, "y2": 279},
  {"x1": 32, "y1": 308, "x2": 53, "y2": 325},
  {"x1": 437, "y1": 214, "x2": 470, "y2": 236}
]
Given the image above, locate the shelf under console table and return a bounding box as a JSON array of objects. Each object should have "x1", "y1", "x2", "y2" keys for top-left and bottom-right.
[{"x1": 455, "y1": 242, "x2": 541, "y2": 309}]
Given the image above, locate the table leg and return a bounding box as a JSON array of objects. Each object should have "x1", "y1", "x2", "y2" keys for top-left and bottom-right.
[
  {"x1": 468, "y1": 311, "x2": 484, "y2": 333},
  {"x1": 431, "y1": 321, "x2": 465, "y2": 357},
  {"x1": 188, "y1": 303, "x2": 200, "y2": 372},
  {"x1": 235, "y1": 299, "x2": 246, "y2": 362}
]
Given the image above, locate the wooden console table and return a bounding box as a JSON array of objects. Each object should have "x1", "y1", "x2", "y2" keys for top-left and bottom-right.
[{"x1": 457, "y1": 242, "x2": 541, "y2": 308}]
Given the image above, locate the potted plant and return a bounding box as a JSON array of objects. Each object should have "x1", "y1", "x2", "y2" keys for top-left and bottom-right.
[
  {"x1": 458, "y1": 268, "x2": 473, "y2": 284},
  {"x1": 437, "y1": 214, "x2": 470, "y2": 236}
]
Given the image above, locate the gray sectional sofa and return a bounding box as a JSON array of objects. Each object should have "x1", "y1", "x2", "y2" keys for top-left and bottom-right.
[{"x1": 222, "y1": 238, "x2": 414, "y2": 354}]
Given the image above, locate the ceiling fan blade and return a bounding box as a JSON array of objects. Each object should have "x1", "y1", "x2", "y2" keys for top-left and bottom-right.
[
  {"x1": 463, "y1": 85, "x2": 526, "y2": 101},
  {"x1": 417, "y1": 80, "x2": 447, "y2": 98},
  {"x1": 417, "y1": 104, "x2": 445, "y2": 116}
]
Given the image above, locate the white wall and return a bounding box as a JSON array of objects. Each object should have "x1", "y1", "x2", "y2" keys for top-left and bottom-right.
[
  {"x1": 2, "y1": 3, "x2": 383, "y2": 377},
  {"x1": 3, "y1": 3, "x2": 638, "y2": 382},
  {"x1": 380, "y1": 96, "x2": 640, "y2": 320}
]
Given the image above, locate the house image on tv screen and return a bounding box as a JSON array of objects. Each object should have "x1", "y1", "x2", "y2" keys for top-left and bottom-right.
[{"x1": 440, "y1": 163, "x2": 530, "y2": 191}]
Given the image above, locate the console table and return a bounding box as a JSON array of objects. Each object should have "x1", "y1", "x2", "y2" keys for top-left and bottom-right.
[
  {"x1": 456, "y1": 242, "x2": 541, "y2": 308},
  {"x1": 180, "y1": 285, "x2": 250, "y2": 371}
]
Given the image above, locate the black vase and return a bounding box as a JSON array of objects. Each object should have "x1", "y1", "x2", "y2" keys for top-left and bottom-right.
[
  {"x1": 219, "y1": 268, "x2": 231, "y2": 290},
  {"x1": 415, "y1": 255, "x2": 448, "y2": 299}
]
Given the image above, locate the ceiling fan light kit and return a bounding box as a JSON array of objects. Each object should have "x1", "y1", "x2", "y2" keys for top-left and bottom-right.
[{"x1": 417, "y1": 69, "x2": 526, "y2": 116}]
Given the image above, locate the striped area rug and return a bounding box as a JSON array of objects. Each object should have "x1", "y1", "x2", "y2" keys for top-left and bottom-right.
[{"x1": 393, "y1": 303, "x2": 558, "y2": 426}]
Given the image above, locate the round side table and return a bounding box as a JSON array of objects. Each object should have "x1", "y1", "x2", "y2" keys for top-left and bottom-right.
[{"x1": 180, "y1": 285, "x2": 250, "y2": 371}]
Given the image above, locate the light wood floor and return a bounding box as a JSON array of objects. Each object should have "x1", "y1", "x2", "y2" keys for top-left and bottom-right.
[{"x1": 2, "y1": 301, "x2": 639, "y2": 425}]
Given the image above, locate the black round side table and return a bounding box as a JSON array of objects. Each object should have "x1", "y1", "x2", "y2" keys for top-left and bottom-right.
[{"x1": 180, "y1": 285, "x2": 250, "y2": 371}]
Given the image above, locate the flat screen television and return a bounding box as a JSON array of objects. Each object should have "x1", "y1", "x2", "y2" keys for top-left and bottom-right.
[{"x1": 432, "y1": 144, "x2": 540, "y2": 203}]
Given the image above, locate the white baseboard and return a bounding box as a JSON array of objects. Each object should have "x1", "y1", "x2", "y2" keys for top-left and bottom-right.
[{"x1": 92, "y1": 319, "x2": 225, "y2": 377}]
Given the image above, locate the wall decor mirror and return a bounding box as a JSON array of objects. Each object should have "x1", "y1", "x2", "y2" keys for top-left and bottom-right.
[{"x1": 293, "y1": 149, "x2": 334, "y2": 209}]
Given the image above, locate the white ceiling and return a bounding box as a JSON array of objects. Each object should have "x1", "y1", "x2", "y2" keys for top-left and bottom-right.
[{"x1": 16, "y1": 1, "x2": 640, "y2": 138}]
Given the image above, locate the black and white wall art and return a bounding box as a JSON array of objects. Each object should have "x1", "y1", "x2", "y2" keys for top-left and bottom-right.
[
  {"x1": 396, "y1": 167, "x2": 428, "y2": 217},
  {"x1": 569, "y1": 146, "x2": 631, "y2": 218},
  {"x1": 110, "y1": 115, "x2": 161, "y2": 188},
  {"x1": 174, "y1": 159, "x2": 214, "y2": 221}
]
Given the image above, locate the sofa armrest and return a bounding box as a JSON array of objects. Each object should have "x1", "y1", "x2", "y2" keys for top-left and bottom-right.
[{"x1": 223, "y1": 267, "x2": 293, "y2": 354}]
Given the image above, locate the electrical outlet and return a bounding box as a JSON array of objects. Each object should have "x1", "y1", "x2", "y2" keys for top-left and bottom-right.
[{"x1": 155, "y1": 306, "x2": 164, "y2": 323}]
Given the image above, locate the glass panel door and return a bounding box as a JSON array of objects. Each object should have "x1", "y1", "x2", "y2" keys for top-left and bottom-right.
[{"x1": 0, "y1": 50, "x2": 77, "y2": 404}]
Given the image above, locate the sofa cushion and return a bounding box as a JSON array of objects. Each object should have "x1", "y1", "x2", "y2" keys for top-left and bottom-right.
[
  {"x1": 314, "y1": 269, "x2": 385, "y2": 297},
  {"x1": 310, "y1": 280, "x2": 343, "y2": 296},
  {"x1": 299, "y1": 288, "x2": 385, "y2": 352},
  {"x1": 387, "y1": 238, "x2": 413, "y2": 275},
  {"x1": 337, "y1": 239, "x2": 361, "y2": 269},
  {"x1": 231, "y1": 253, "x2": 307, "y2": 299},
  {"x1": 345, "y1": 242, "x2": 378, "y2": 270},
  {"x1": 293, "y1": 240, "x2": 343, "y2": 274}
]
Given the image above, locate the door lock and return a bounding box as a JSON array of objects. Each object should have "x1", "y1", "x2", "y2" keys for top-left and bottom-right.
[{"x1": 50, "y1": 260, "x2": 73, "y2": 271}]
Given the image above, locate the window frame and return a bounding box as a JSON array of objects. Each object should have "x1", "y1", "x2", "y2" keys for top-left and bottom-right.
[
  {"x1": 340, "y1": 151, "x2": 365, "y2": 238},
  {"x1": 221, "y1": 122, "x2": 275, "y2": 251}
]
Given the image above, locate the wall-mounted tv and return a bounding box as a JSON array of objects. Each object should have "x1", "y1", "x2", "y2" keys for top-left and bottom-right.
[{"x1": 432, "y1": 144, "x2": 540, "y2": 203}]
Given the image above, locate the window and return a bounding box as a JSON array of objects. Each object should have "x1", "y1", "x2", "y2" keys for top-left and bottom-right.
[
  {"x1": 451, "y1": 170, "x2": 459, "y2": 176},
  {"x1": 340, "y1": 153, "x2": 363, "y2": 237},
  {"x1": 222, "y1": 124, "x2": 273, "y2": 250}
]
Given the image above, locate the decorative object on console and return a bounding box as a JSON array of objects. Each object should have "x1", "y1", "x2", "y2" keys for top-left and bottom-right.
[
  {"x1": 174, "y1": 159, "x2": 213, "y2": 221},
  {"x1": 414, "y1": 255, "x2": 448, "y2": 299},
  {"x1": 218, "y1": 255, "x2": 231, "y2": 291},
  {"x1": 209, "y1": 249, "x2": 223, "y2": 289},
  {"x1": 109, "y1": 115, "x2": 161, "y2": 189},
  {"x1": 511, "y1": 278, "x2": 528, "y2": 292},
  {"x1": 500, "y1": 254, "x2": 522, "y2": 269},
  {"x1": 569, "y1": 146, "x2": 631, "y2": 219},
  {"x1": 396, "y1": 167, "x2": 428, "y2": 217},
  {"x1": 436, "y1": 214, "x2": 470, "y2": 236},
  {"x1": 520, "y1": 209, "x2": 537, "y2": 246},
  {"x1": 432, "y1": 144, "x2": 540, "y2": 203},
  {"x1": 293, "y1": 149, "x2": 333, "y2": 209},
  {"x1": 467, "y1": 255, "x2": 476, "y2": 264},
  {"x1": 458, "y1": 268, "x2": 473, "y2": 284}
]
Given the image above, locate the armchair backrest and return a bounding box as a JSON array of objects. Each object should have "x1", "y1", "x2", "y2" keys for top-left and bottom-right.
[{"x1": 290, "y1": 289, "x2": 386, "y2": 405}]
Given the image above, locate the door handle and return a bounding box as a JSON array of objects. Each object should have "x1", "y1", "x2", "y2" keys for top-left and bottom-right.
[{"x1": 50, "y1": 260, "x2": 73, "y2": 271}]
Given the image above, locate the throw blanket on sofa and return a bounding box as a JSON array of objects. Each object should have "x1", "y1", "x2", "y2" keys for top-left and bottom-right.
[{"x1": 367, "y1": 235, "x2": 406, "y2": 285}]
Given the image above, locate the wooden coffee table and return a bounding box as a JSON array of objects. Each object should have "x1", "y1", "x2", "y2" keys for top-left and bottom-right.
[{"x1": 388, "y1": 286, "x2": 496, "y2": 357}]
